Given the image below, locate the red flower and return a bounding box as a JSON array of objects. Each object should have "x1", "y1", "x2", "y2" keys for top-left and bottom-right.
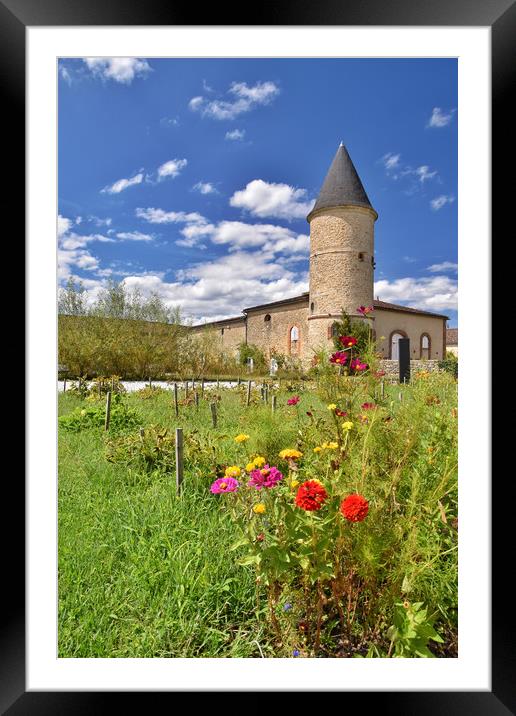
[
  {"x1": 361, "y1": 402, "x2": 376, "y2": 410},
  {"x1": 350, "y1": 358, "x2": 368, "y2": 372},
  {"x1": 357, "y1": 305, "x2": 374, "y2": 315},
  {"x1": 287, "y1": 396, "x2": 300, "y2": 406},
  {"x1": 295, "y1": 480, "x2": 328, "y2": 511},
  {"x1": 339, "y1": 335, "x2": 357, "y2": 348},
  {"x1": 330, "y1": 351, "x2": 349, "y2": 365},
  {"x1": 340, "y1": 494, "x2": 369, "y2": 522},
  {"x1": 335, "y1": 408, "x2": 348, "y2": 417},
  {"x1": 375, "y1": 370, "x2": 386, "y2": 378},
  {"x1": 256, "y1": 533, "x2": 265, "y2": 542}
]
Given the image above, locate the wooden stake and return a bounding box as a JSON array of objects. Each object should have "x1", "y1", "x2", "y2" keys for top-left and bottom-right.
[
  {"x1": 63, "y1": 377, "x2": 67, "y2": 393},
  {"x1": 139, "y1": 427, "x2": 145, "y2": 440},
  {"x1": 185, "y1": 380, "x2": 189, "y2": 398},
  {"x1": 173, "y1": 383, "x2": 179, "y2": 418},
  {"x1": 216, "y1": 377, "x2": 220, "y2": 390},
  {"x1": 201, "y1": 378, "x2": 205, "y2": 397},
  {"x1": 210, "y1": 402, "x2": 217, "y2": 428},
  {"x1": 175, "y1": 428, "x2": 184, "y2": 495},
  {"x1": 148, "y1": 376, "x2": 152, "y2": 388},
  {"x1": 271, "y1": 395, "x2": 277, "y2": 414},
  {"x1": 104, "y1": 391, "x2": 112, "y2": 431},
  {"x1": 246, "y1": 380, "x2": 252, "y2": 406},
  {"x1": 194, "y1": 391, "x2": 199, "y2": 408},
  {"x1": 264, "y1": 386, "x2": 269, "y2": 404},
  {"x1": 381, "y1": 379, "x2": 385, "y2": 398}
]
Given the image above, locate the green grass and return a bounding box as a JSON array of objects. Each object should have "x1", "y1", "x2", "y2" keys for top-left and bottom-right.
[{"x1": 58, "y1": 377, "x2": 458, "y2": 658}]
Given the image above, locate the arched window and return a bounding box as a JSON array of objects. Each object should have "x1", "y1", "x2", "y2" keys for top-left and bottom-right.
[
  {"x1": 264, "y1": 313, "x2": 271, "y2": 323},
  {"x1": 327, "y1": 322, "x2": 339, "y2": 339},
  {"x1": 420, "y1": 333, "x2": 431, "y2": 360},
  {"x1": 310, "y1": 301, "x2": 315, "y2": 314},
  {"x1": 289, "y1": 325, "x2": 300, "y2": 354},
  {"x1": 389, "y1": 330, "x2": 408, "y2": 360}
]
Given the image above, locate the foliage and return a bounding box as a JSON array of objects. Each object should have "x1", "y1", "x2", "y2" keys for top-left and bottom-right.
[
  {"x1": 238, "y1": 343, "x2": 266, "y2": 373},
  {"x1": 106, "y1": 425, "x2": 176, "y2": 473},
  {"x1": 438, "y1": 353, "x2": 458, "y2": 378},
  {"x1": 330, "y1": 308, "x2": 374, "y2": 355},
  {"x1": 58, "y1": 395, "x2": 143, "y2": 434},
  {"x1": 366, "y1": 601, "x2": 444, "y2": 658}
]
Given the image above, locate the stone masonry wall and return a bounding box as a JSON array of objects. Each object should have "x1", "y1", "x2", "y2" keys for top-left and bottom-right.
[{"x1": 246, "y1": 300, "x2": 310, "y2": 362}]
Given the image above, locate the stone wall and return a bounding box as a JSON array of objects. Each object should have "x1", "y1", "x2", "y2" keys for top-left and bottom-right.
[
  {"x1": 378, "y1": 359, "x2": 442, "y2": 380},
  {"x1": 246, "y1": 299, "x2": 310, "y2": 362},
  {"x1": 190, "y1": 318, "x2": 246, "y2": 357}
]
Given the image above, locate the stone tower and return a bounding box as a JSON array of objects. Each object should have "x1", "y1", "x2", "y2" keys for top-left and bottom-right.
[{"x1": 307, "y1": 143, "x2": 378, "y2": 352}]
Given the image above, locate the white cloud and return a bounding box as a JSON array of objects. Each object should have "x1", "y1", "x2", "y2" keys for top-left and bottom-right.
[
  {"x1": 116, "y1": 231, "x2": 154, "y2": 242},
  {"x1": 225, "y1": 129, "x2": 245, "y2": 141},
  {"x1": 374, "y1": 275, "x2": 457, "y2": 312},
  {"x1": 426, "y1": 261, "x2": 458, "y2": 273},
  {"x1": 59, "y1": 65, "x2": 72, "y2": 85},
  {"x1": 189, "y1": 81, "x2": 279, "y2": 120},
  {"x1": 381, "y1": 153, "x2": 401, "y2": 172},
  {"x1": 230, "y1": 179, "x2": 314, "y2": 220},
  {"x1": 413, "y1": 165, "x2": 437, "y2": 183},
  {"x1": 157, "y1": 158, "x2": 188, "y2": 180},
  {"x1": 160, "y1": 116, "x2": 180, "y2": 128},
  {"x1": 430, "y1": 194, "x2": 455, "y2": 211},
  {"x1": 206, "y1": 221, "x2": 309, "y2": 255},
  {"x1": 83, "y1": 57, "x2": 151, "y2": 84},
  {"x1": 136, "y1": 207, "x2": 207, "y2": 225},
  {"x1": 427, "y1": 107, "x2": 455, "y2": 128},
  {"x1": 58, "y1": 215, "x2": 73, "y2": 238},
  {"x1": 193, "y1": 181, "x2": 218, "y2": 195},
  {"x1": 101, "y1": 173, "x2": 144, "y2": 194}
]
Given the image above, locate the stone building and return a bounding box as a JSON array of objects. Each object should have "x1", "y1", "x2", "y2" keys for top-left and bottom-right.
[{"x1": 191, "y1": 144, "x2": 449, "y2": 368}]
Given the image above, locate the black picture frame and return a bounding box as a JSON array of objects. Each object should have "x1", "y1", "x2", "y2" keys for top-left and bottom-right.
[{"x1": 6, "y1": 0, "x2": 508, "y2": 710}]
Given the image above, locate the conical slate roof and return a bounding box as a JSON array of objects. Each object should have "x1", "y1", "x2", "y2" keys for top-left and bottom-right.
[{"x1": 308, "y1": 143, "x2": 375, "y2": 219}]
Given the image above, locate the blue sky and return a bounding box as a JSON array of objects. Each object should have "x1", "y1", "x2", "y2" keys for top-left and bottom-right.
[{"x1": 58, "y1": 57, "x2": 457, "y2": 326}]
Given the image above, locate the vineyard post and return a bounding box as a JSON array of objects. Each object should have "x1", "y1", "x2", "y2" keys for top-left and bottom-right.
[
  {"x1": 104, "y1": 391, "x2": 112, "y2": 431},
  {"x1": 175, "y1": 428, "x2": 184, "y2": 495}
]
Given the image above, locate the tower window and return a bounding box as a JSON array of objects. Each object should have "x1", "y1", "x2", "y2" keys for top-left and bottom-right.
[
  {"x1": 358, "y1": 252, "x2": 365, "y2": 261},
  {"x1": 310, "y1": 302, "x2": 315, "y2": 314},
  {"x1": 289, "y1": 326, "x2": 300, "y2": 354},
  {"x1": 264, "y1": 314, "x2": 271, "y2": 323}
]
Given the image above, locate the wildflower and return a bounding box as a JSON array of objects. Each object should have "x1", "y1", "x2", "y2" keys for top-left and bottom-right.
[
  {"x1": 256, "y1": 533, "x2": 265, "y2": 542},
  {"x1": 295, "y1": 480, "x2": 328, "y2": 511},
  {"x1": 361, "y1": 402, "x2": 376, "y2": 410},
  {"x1": 342, "y1": 421, "x2": 354, "y2": 431},
  {"x1": 359, "y1": 414, "x2": 368, "y2": 423},
  {"x1": 234, "y1": 433, "x2": 250, "y2": 443},
  {"x1": 246, "y1": 462, "x2": 256, "y2": 473},
  {"x1": 248, "y1": 465, "x2": 284, "y2": 489},
  {"x1": 287, "y1": 396, "x2": 300, "y2": 406},
  {"x1": 329, "y1": 351, "x2": 349, "y2": 365},
  {"x1": 325, "y1": 441, "x2": 339, "y2": 450},
  {"x1": 283, "y1": 603, "x2": 292, "y2": 612},
  {"x1": 375, "y1": 370, "x2": 386, "y2": 378},
  {"x1": 335, "y1": 408, "x2": 347, "y2": 417},
  {"x1": 225, "y1": 465, "x2": 241, "y2": 478},
  {"x1": 290, "y1": 479, "x2": 299, "y2": 489},
  {"x1": 313, "y1": 446, "x2": 322, "y2": 453},
  {"x1": 339, "y1": 335, "x2": 357, "y2": 347},
  {"x1": 340, "y1": 493, "x2": 369, "y2": 522},
  {"x1": 253, "y1": 503, "x2": 266, "y2": 514},
  {"x1": 357, "y1": 305, "x2": 374, "y2": 315},
  {"x1": 210, "y1": 477, "x2": 239, "y2": 494},
  {"x1": 279, "y1": 448, "x2": 303, "y2": 460},
  {"x1": 252, "y1": 456, "x2": 266, "y2": 468},
  {"x1": 327, "y1": 403, "x2": 337, "y2": 411},
  {"x1": 350, "y1": 358, "x2": 368, "y2": 372},
  {"x1": 293, "y1": 649, "x2": 300, "y2": 657}
]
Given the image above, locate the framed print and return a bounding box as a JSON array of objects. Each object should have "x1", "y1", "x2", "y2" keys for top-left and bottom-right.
[{"x1": 4, "y1": 0, "x2": 512, "y2": 710}]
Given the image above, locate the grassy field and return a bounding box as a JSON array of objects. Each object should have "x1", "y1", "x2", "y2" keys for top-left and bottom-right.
[{"x1": 58, "y1": 375, "x2": 458, "y2": 658}]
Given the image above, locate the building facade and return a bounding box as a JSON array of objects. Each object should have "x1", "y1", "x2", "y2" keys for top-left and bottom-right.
[{"x1": 191, "y1": 144, "x2": 449, "y2": 366}]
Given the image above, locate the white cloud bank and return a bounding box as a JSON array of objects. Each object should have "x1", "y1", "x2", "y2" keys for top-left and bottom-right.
[
  {"x1": 101, "y1": 173, "x2": 144, "y2": 195},
  {"x1": 230, "y1": 179, "x2": 314, "y2": 220},
  {"x1": 430, "y1": 195, "x2": 455, "y2": 211},
  {"x1": 82, "y1": 58, "x2": 151, "y2": 84},
  {"x1": 427, "y1": 107, "x2": 456, "y2": 128},
  {"x1": 157, "y1": 158, "x2": 188, "y2": 180},
  {"x1": 374, "y1": 275, "x2": 457, "y2": 312},
  {"x1": 189, "y1": 81, "x2": 279, "y2": 120}
]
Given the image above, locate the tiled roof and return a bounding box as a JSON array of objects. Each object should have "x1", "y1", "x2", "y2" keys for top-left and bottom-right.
[{"x1": 373, "y1": 300, "x2": 449, "y2": 320}]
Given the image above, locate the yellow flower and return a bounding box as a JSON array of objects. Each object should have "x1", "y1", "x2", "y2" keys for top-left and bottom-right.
[
  {"x1": 252, "y1": 456, "x2": 266, "y2": 468},
  {"x1": 234, "y1": 434, "x2": 250, "y2": 443},
  {"x1": 327, "y1": 403, "x2": 337, "y2": 411},
  {"x1": 225, "y1": 465, "x2": 241, "y2": 478},
  {"x1": 80, "y1": 409, "x2": 86, "y2": 416},
  {"x1": 326, "y1": 442, "x2": 339, "y2": 449},
  {"x1": 342, "y1": 421, "x2": 354, "y2": 431},
  {"x1": 279, "y1": 448, "x2": 303, "y2": 460},
  {"x1": 313, "y1": 446, "x2": 322, "y2": 453},
  {"x1": 246, "y1": 462, "x2": 256, "y2": 473},
  {"x1": 290, "y1": 479, "x2": 299, "y2": 489},
  {"x1": 253, "y1": 503, "x2": 266, "y2": 514}
]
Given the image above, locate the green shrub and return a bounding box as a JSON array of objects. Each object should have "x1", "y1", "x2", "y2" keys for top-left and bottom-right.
[
  {"x1": 438, "y1": 353, "x2": 458, "y2": 378},
  {"x1": 106, "y1": 425, "x2": 175, "y2": 472},
  {"x1": 58, "y1": 396, "x2": 142, "y2": 434}
]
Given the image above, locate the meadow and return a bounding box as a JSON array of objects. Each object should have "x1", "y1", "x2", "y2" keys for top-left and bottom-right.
[{"x1": 58, "y1": 366, "x2": 458, "y2": 659}]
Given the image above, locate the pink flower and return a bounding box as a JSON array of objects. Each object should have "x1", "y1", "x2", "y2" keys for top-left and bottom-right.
[
  {"x1": 330, "y1": 351, "x2": 349, "y2": 365},
  {"x1": 210, "y1": 477, "x2": 239, "y2": 494},
  {"x1": 248, "y1": 465, "x2": 284, "y2": 489},
  {"x1": 287, "y1": 396, "x2": 300, "y2": 406},
  {"x1": 375, "y1": 370, "x2": 386, "y2": 378},
  {"x1": 339, "y1": 335, "x2": 357, "y2": 348},
  {"x1": 357, "y1": 305, "x2": 374, "y2": 315},
  {"x1": 361, "y1": 402, "x2": 376, "y2": 410},
  {"x1": 350, "y1": 359, "x2": 368, "y2": 372}
]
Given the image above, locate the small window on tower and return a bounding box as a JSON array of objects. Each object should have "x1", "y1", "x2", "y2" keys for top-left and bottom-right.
[
  {"x1": 358, "y1": 252, "x2": 365, "y2": 261},
  {"x1": 264, "y1": 314, "x2": 271, "y2": 323},
  {"x1": 310, "y1": 302, "x2": 315, "y2": 314}
]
